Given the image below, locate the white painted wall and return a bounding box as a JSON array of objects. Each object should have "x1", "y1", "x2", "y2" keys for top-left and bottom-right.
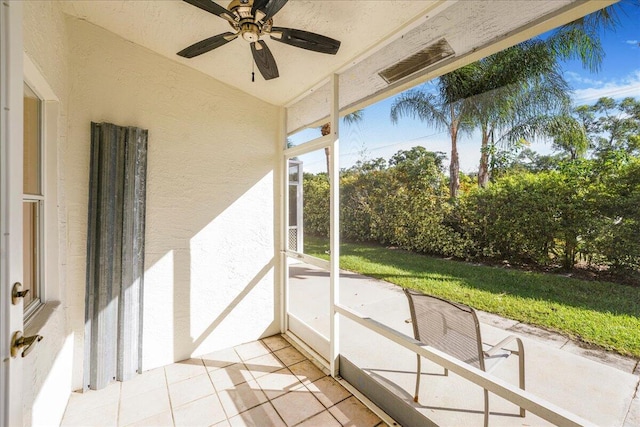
[
  {"x1": 22, "y1": 1, "x2": 281, "y2": 422},
  {"x1": 63, "y1": 12, "x2": 280, "y2": 389},
  {"x1": 22, "y1": 2, "x2": 72, "y2": 426}
]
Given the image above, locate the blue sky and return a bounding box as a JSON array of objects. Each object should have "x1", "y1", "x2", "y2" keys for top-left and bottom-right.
[{"x1": 292, "y1": 1, "x2": 640, "y2": 174}]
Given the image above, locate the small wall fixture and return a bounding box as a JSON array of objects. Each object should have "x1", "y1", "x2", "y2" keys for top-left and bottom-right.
[{"x1": 378, "y1": 38, "x2": 454, "y2": 84}]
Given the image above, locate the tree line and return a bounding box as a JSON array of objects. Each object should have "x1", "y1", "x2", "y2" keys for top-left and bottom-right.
[{"x1": 303, "y1": 96, "x2": 640, "y2": 281}]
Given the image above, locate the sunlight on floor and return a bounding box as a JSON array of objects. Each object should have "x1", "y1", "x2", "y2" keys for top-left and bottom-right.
[{"x1": 60, "y1": 335, "x2": 386, "y2": 427}]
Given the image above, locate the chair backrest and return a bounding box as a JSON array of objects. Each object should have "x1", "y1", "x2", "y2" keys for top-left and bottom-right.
[{"x1": 404, "y1": 289, "x2": 485, "y2": 370}]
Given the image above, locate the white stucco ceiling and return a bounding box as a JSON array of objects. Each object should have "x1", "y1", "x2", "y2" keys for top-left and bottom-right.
[
  {"x1": 60, "y1": 0, "x2": 442, "y2": 106},
  {"x1": 60, "y1": 0, "x2": 614, "y2": 113}
]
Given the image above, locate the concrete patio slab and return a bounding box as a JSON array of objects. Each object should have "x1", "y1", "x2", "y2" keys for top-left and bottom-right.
[
  {"x1": 475, "y1": 311, "x2": 520, "y2": 331},
  {"x1": 289, "y1": 262, "x2": 640, "y2": 426},
  {"x1": 559, "y1": 339, "x2": 639, "y2": 373},
  {"x1": 502, "y1": 322, "x2": 570, "y2": 349},
  {"x1": 625, "y1": 390, "x2": 640, "y2": 427}
]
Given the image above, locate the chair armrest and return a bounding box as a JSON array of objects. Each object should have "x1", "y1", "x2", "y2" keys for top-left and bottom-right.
[{"x1": 484, "y1": 335, "x2": 523, "y2": 357}]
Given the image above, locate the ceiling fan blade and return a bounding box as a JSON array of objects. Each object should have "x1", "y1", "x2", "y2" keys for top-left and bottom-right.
[
  {"x1": 177, "y1": 32, "x2": 238, "y2": 58},
  {"x1": 270, "y1": 27, "x2": 341, "y2": 55},
  {"x1": 183, "y1": 0, "x2": 238, "y2": 23},
  {"x1": 251, "y1": 41, "x2": 279, "y2": 80},
  {"x1": 251, "y1": 0, "x2": 269, "y2": 16},
  {"x1": 252, "y1": 0, "x2": 288, "y2": 22}
]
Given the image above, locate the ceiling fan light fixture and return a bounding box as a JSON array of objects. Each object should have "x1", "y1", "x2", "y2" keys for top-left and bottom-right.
[
  {"x1": 254, "y1": 9, "x2": 266, "y2": 22},
  {"x1": 239, "y1": 22, "x2": 260, "y2": 42},
  {"x1": 379, "y1": 38, "x2": 454, "y2": 84}
]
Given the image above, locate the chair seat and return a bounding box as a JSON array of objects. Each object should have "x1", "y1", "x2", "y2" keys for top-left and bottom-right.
[{"x1": 433, "y1": 331, "x2": 511, "y2": 372}]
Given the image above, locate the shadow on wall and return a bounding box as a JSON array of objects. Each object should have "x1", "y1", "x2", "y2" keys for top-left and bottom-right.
[
  {"x1": 143, "y1": 158, "x2": 278, "y2": 365},
  {"x1": 63, "y1": 15, "x2": 280, "y2": 383},
  {"x1": 83, "y1": 153, "x2": 278, "y2": 383},
  {"x1": 186, "y1": 258, "x2": 276, "y2": 353}
]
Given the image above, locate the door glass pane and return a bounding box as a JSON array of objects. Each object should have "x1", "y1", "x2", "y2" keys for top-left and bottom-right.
[
  {"x1": 24, "y1": 83, "x2": 41, "y2": 195},
  {"x1": 286, "y1": 149, "x2": 331, "y2": 358},
  {"x1": 289, "y1": 185, "x2": 298, "y2": 227},
  {"x1": 289, "y1": 160, "x2": 303, "y2": 243},
  {"x1": 23, "y1": 201, "x2": 39, "y2": 309},
  {"x1": 288, "y1": 160, "x2": 305, "y2": 252},
  {"x1": 289, "y1": 163, "x2": 299, "y2": 183},
  {"x1": 288, "y1": 264, "x2": 330, "y2": 359}
]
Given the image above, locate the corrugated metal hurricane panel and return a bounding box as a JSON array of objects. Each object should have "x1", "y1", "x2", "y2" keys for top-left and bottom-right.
[
  {"x1": 85, "y1": 122, "x2": 148, "y2": 390},
  {"x1": 134, "y1": 127, "x2": 148, "y2": 378}
]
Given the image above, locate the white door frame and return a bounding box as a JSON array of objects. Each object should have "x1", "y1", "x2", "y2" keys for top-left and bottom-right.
[
  {"x1": 281, "y1": 74, "x2": 340, "y2": 377},
  {"x1": 1, "y1": 2, "x2": 24, "y2": 426}
]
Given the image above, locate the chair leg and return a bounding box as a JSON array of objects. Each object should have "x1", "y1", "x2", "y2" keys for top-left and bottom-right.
[
  {"x1": 518, "y1": 339, "x2": 526, "y2": 417},
  {"x1": 484, "y1": 389, "x2": 489, "y2": 427},
  {"x1": 414, "y1": 354, "x2": 421, "y2": 402}
]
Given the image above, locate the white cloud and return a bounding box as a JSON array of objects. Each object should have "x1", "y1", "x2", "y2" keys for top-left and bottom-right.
[
  {"x1": 565, "y1": 71, "x2": 603, "y2": 86},
  {"x1": 625, "y1": 40, "x2": 639, "y2": 45},
  {"x1": 572, "y1": 70, "x2": 640, "y2": 104}
]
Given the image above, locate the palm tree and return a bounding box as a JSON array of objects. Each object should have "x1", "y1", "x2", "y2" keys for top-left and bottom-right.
[
  {"x1": 547, "y1": 114, "x2": 590, "y2": 160},
  {"x1": 494, "y1": 4, "x2": 630, "y2": 166},
  {"x1": 390, "y1": 3, "x2": 628, "y2": 193},
  {"x1": 467, "y1": 40, "x2": 571, "y2": 187},
  {"x1": 389, "y1": 42, "x2": 570, "y2": 194},
  {"x1": 390, "y1": 78, "x2": 475, "y2": 198},
  {"x1": 546, "y1": 4, "x2": 624, "y2": 73},
  {"x1": 320, "y1": 110, "x2": 364, "y2": 176}
]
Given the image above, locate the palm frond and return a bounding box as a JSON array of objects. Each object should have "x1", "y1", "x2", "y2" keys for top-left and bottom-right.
[
  {"x1": 390, "y1": 89, "x2": 449, "y2": 131},
  {"x1": 342, "y1": 110, "x2": 364, "y2": 125}
]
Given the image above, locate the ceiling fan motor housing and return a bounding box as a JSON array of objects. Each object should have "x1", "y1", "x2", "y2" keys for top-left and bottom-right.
[
  {"x1": 240, "y1": 22, "x2": 260, "y2": 42},
  {"x1": 227, "y1": 0, "x2": 271, "y2": 42},
  {"x1": 229, "y1": 2, "x2": 251, "y2": 18}
]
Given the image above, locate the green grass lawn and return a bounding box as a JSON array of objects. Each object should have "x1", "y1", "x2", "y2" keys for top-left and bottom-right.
[{"x1": 304, "y1": 236, "x2": 640, "y2": 359}]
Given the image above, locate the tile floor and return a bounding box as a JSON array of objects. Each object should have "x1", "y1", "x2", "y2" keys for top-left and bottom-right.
[{"x1": 61, "y1": 335, "x2": 386, "y2": 427}]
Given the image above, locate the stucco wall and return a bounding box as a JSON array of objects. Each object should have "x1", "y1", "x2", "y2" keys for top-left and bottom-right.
[
  {"x1": 22, "y1": 1, "x2": 281, "y2": 422},
  {"x1": 63, "y1": 16, "x2": 280, "y2": 388},
  {"x1": 23, "y1": 2, "x2": 72, "y2": 426}
]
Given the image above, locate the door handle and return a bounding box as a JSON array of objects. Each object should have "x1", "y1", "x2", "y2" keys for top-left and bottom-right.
[
  {"x1": 11, "y1": 282, "x2": 30, "y2": 305},
  {"x1": 11, "y1": 331, "x2": 43, "y2": 358}
]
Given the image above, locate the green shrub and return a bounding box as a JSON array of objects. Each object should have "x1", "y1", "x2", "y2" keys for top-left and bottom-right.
[
  {"x1": 302, "y1": 173, "x2": 330, "y2": 237},
  {"x1": 301, "y1": 147, "x2": 640, "y2": 280},
  {"x1": 590, "y1": 156, "x2": 640, "y2": 274},
  {"x1": 459, "y1": 174, "x2": 560, "y2": 264}
]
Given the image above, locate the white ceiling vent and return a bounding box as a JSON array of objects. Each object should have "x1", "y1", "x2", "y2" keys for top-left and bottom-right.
[{"x1": 378, "y1": 38, "x2": 454, "y2": 84}]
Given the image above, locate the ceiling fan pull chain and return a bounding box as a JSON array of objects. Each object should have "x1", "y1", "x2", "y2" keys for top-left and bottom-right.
[{"x1": 252, "y1": 60, "x2": 255, "y2": 82}]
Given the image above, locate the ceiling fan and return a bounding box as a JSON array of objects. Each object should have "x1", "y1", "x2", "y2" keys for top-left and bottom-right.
[{"x1": 177, "y1": 0, "x2": 341, "y2": 80}]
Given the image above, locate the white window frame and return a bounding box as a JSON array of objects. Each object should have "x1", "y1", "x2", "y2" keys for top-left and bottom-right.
[
  {"x1": 23, "y1": 53, "x2": 60, "y2": 327},
  {"x1": 22, "y1": 81, "x2": 44, "y2": 321}
]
